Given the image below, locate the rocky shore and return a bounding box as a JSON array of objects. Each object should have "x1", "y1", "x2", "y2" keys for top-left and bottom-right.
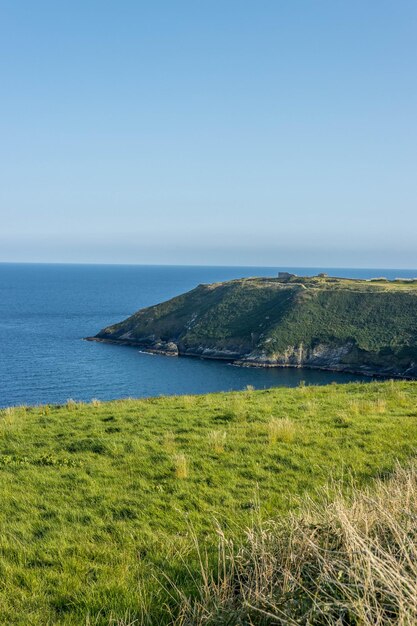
[{"x1": 85, "y1": 335, "x2": 417, "y2": 379}]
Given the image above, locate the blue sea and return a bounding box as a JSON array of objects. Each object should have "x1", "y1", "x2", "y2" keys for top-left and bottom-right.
[{"x1": 1, "y1": 264, "x2": 416, "y2": 408}]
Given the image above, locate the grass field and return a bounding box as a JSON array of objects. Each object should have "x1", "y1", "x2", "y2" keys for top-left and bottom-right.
[{"x1": 1, "y1": 381, "x2": 417, "y2": 624}]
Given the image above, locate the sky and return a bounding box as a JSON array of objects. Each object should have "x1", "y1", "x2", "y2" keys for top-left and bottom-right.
[{"x1": 1, "y1": 1, "x2": 416, "y2": 267}]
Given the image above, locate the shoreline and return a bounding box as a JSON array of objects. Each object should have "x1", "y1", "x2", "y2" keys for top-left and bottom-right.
[{"x1": 84, "y1": 336, "x2": 416, "y2": 381}]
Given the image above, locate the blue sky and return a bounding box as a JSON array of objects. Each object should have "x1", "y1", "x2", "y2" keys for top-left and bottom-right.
[{"x1": 1, "y1": 1, "x2": 416, "y2": 267}]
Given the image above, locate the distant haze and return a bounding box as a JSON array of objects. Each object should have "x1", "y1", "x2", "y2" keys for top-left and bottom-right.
[{"x1": 1, "y1": 1, "x2": 416, "y2": 267}]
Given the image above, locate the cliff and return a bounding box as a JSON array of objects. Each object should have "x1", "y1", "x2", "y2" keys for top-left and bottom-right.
[{"x1": 87, "y1": 275, "x2": 417, "y2": 378}]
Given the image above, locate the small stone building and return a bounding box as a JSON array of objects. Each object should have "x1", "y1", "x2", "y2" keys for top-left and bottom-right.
[{"x1": 278, "y1": 272, "x2": 296, "y2": 280}]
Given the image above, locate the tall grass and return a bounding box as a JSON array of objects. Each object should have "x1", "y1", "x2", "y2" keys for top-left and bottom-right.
[
  {"x1": 2, "y1": 406, "x2": 15, "y2": 421},
  {"x1": 208, "y1": 430, "x2": 227, "y2": 453},
  {"x1": 174, "y1": 454, "x2": 188, "y2": 479},
  {"x1": 170, "y1": 463, "x2": 417, "y2": 625},
  {"x1": 268, "y1": 417, "x2": 296, "y2": 444}
]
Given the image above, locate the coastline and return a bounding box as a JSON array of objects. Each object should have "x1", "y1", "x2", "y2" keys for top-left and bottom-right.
[{"x1": 84, "y1": 336, "x2": 416, "y2": 380}]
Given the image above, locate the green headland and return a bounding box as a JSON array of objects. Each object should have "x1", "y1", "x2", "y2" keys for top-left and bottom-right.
[{"x1": 90, "y1": 274, "x2": 417, "y2": 378}]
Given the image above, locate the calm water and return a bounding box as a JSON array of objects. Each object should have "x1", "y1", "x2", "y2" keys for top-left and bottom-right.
[{"x1": 1, "y1": 264, "x2": 416, "y2": 408}]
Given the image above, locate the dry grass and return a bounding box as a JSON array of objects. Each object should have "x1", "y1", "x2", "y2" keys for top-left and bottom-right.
[
  {"x1": 163, "y1": 431, "x2": 176, "y2": 452},
  {"x1": 208, "y1": 430, "x2": 227, "y2": 454},
  {"x1": 2, "y1": 407, "x2": 15, "y2": 421},
  {"x1": 348, "y1": 398, "x2": 387, "y2": 416},
  {"x1": 66, "y1": 398, "x2": 78, "y2": 411},
  {"x1": 170, "y1": 463, "x2": 417, "y2": 625},
  {"x1": 268, "y1": 417, "x2": 296, "y2": 444},
  {"x1": 222, "y1": 396, "x2": 248, "y2": 422},
  {"x1": 178, "y1": 395, "x2": 194, "y2": 408},
  {"x1": 174, "y1": 454, "x2": 188, "y2": 479},
  {"x1": 389, "y1": 389, "x2": 410, "y2": 407},
  {"x1": 348, "y1": 399, "x2": 361, "y2": 415},
  {"x1": 301, "y1": 399, "x2": 317, "y2": 416},
  {"x1": 298, "y1": 380, "x2": 307, "y2": 391},
  {"x1": 374, "y1": 398, "x2": 387, "y2": 413},
  {"x1": 0, "y1": 406, "x2": 22, "y2": 434}
]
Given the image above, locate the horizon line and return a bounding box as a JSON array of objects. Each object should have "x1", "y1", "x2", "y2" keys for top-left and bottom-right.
[{"x1": 1, "y1": 261, "x2": 417, "y2": 271}]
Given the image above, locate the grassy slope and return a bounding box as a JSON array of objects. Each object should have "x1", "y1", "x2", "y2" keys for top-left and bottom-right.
[
  {"x1": 264, "y1": 288, "x2": 417, "y2": 354},
  {"x1": 179, "y1": 464, "x2": 417, "y2": 625},
  {"x1": 1, "y1": 381, "x2": 417, "y2": 624},
  {"x1": 97, "y1": 276, "x2": 417, "y2": 371}
]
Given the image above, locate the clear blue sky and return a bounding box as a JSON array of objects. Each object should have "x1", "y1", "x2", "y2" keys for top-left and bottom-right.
[{"x1": 1, "y1": 1, "x2": 416, "y2": 267}]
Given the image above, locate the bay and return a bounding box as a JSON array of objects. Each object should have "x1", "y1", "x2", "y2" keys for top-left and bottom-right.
[{"x1": 1, "y1": 263, "x2": 415, "y2": 408}]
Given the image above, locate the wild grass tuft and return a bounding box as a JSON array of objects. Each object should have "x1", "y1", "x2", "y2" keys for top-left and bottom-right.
[
  {"x1": 374, "y1": 397, "x2": 387, "y2": 413},
  {"x1": 208, "y1": 430, "x2": 227, "y2": 453},
  {"x1": 222, "y1": 395, "x2": 247, "y2": 422},
  {"x1": 348, "y1": 398, "x2": 361, "y2": 415},
  {"x1": 268, "y1": 417, "x2": 296, "y2": 444},
  {"x1": 163, "y1": 431, "x2": 176, "y2": 452},
  {"x1": 334, "y1": 413, "x2": 352, "y2": 428},
  {"x1": 173, "y1": 453, "x2": 188, "y2": 479},
  {"x1": 2, "y1": 406, "x2": 15, "y2": 419},
  {"x1": 66, "y1": 398, "x2": 78, "y2": 411}
]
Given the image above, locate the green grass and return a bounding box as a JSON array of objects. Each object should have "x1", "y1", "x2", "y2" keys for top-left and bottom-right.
[{"x1": 1, "y1": 381, "x2": 417, "y2": 624}]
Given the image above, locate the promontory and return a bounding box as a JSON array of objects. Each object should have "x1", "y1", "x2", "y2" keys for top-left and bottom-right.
[{"x1": 87, "y1": 274, "x2": 417, "y2": 378}]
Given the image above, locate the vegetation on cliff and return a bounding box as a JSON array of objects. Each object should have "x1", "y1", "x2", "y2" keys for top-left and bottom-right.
[
  {"x1": 92, "y1": 275, "x2": 417, "y2": 377},
  {"x1": 1, "y1": 381, "x2": 417, "y2": 624}
]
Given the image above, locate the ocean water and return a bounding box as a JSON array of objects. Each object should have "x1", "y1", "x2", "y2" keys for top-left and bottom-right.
[{"x1": 1, "y1": 263, "x2": 416, "y2": 408}]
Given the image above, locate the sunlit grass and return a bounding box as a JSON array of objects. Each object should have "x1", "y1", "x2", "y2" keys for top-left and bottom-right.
[
  {"x1": 173, "y1": 453, "x2": 188, "y2": 479},
  {"x1": 0, "y1": 380, "x2": 417, "y2": 624},
  {"x1": 208, "y1": 430, "x2": 227, "y2": 453},
  {"x1": 267, "y1": 417, "x2": 296, "y2": 444}
]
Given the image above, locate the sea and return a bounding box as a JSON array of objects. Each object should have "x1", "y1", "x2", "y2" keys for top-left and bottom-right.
[{"x1": 1, "y1": 263, "x2": 416, "y2": 408}]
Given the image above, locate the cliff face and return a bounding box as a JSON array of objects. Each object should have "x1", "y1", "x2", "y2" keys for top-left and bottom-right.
[{"x1": 88, "y1": 276, "x2": 417, "y2": 378}]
